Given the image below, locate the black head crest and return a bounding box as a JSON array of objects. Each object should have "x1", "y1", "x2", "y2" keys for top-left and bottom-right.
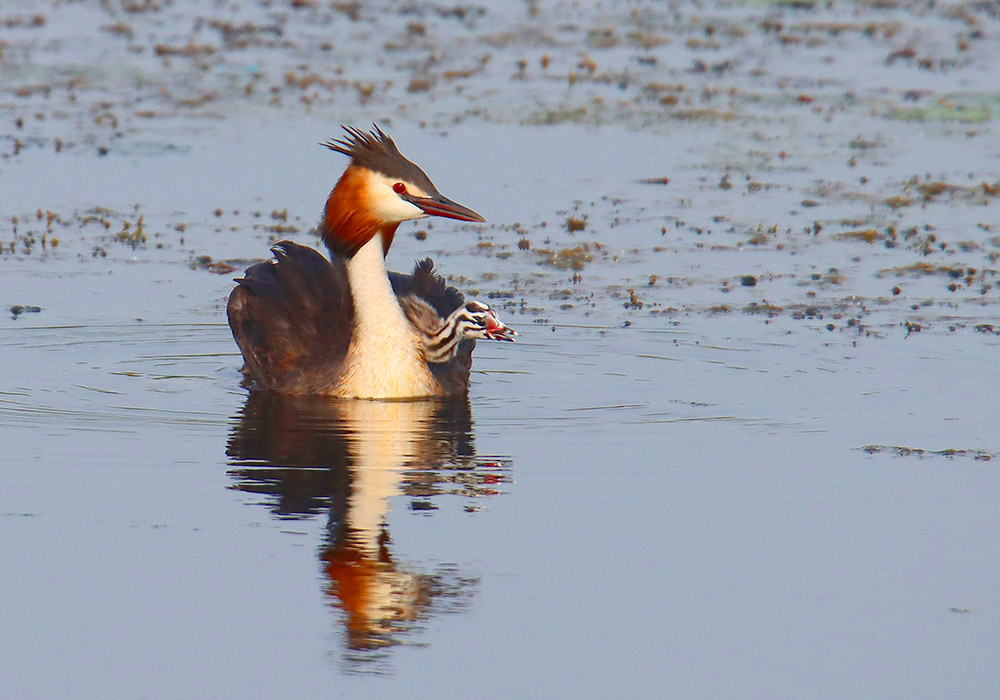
[{"x1": 322, "y1": 125, "x2": 437, "y2": 194}]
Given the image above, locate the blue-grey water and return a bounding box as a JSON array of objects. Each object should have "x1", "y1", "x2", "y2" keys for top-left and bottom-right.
[{"x1": 2, "y1": 0, "x2": 1000, "y2": 697}]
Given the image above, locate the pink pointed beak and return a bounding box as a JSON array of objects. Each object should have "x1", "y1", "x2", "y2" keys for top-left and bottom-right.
[
  {"x1": 484, "y1": 309, "x2": 517, "y2": 342},
  {"x1": 403, "y1": 193, "x2": 486, "y2": 222}
]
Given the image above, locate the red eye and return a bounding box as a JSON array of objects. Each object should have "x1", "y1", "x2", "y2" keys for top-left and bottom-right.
[{"x1": 393, "y1": 182, "x2": 407, "y2": 194}]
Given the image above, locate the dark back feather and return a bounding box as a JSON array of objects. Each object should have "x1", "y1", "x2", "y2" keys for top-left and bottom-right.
[
  {"x1": 228, "y1": 240, "x2": 353, "y2": 394},
  {"x1": 389, "y1": 257, "x2": 464, "y2": 318}
]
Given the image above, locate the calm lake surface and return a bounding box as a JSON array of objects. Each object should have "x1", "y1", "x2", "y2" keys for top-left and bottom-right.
[{"x1": 2, "y1": 0, "x2": 999, "y2": 697}]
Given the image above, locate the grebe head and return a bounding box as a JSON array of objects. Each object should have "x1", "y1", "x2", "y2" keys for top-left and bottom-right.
[
  {"x1": 322, "y1": 125, "x2": 484, "y2": 234},
  {"x1": 458, "y1": 301, "x2": 517, "y2": 342}
]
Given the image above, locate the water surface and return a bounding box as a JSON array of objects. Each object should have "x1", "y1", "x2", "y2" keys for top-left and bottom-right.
[{"x1": 2, "y1": 0, "x2": 999, "y2": 697}]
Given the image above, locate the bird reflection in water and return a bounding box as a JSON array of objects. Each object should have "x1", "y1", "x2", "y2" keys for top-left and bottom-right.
[{"x1": 226, "y1": 392, "x2": 511, "y2": 663}]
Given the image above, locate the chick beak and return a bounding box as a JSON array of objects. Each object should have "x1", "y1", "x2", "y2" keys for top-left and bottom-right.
[{"x1": 484, "y1": 309, "x2": 517, "y2": 342}]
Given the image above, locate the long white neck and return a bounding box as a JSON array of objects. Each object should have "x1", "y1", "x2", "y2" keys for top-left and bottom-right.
[{"x1": 338, "y1": 233, "x2": 439, "y2": 399}]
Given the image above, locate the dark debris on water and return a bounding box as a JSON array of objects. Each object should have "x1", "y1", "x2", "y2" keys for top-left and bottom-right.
[{"x1": 9, "y1": 304, "x2": 42, "y2": 319}]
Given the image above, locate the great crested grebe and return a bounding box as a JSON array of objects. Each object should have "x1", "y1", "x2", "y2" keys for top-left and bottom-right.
[{"x1": 227, "y1": 125, "x2": 515, "y2": 399}]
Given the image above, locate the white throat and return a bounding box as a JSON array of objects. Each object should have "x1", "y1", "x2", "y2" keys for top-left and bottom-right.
[{"x1": 338, "y1": 233, "x2": 439, "y2": 399}]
